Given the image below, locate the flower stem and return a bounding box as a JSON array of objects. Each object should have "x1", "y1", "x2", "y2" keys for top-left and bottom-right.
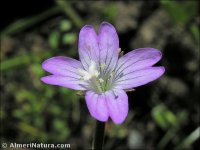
[{"x1": 92, "y1": 120, "x2": 105, "y2": 150}]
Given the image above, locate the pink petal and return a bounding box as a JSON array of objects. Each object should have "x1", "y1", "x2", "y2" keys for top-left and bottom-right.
[
  {"x1": 98, "y1": 22, "x2": 119, "y2": 74},
  {"x1": 105, "y1": 89, "x2": 128, "y2": 124},
  {"x1": 42, "y1": 56, "x2": 83, "y2": 78},
  {"x1": 115, "y1": 67, "x2": 165, "y2": 89},
  {"x1": 85, "y1": 91, "x2": 109, "y2": 122},
  {"x1": 41, "y1": 75, "x2": 88, "y2": 90},
  {"x1": 115, "y1": 48, "x2": 162, "y2": 79},
  {"x1": 78, "y1": 25, "x2": 99, "y2": 70}
]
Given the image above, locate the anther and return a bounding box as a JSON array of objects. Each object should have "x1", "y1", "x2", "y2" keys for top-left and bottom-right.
[{"x1": 99, "y1": 78, "x2": 104, "y2": 83}]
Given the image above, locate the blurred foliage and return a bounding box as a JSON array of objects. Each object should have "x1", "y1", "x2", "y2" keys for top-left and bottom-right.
[
  {"x1": 152, "y1": 104, "x2": 189, "y2": 148},
  {"x1": 1, "y1": 6, "x2": 61, "y2": 37},
  {"x1": 60, "y1": 20, "x2": 72, "y2": 32},
  {"x1": 0, "y1": 1, "x2": 199, "y2": 150},
  {"x1": 161, "y1": 0, "x2": 198, "y2": 25},
  {"x1": 102, "y1": 4, "x2": 118, "y2": 22},
  {"x1": 161, "y1": 0, "x2": 199, "y2": 46},
  {"x1": 190, "y1": 23, "x2": 199, "y2": 45},
  {"x1": 49, "y1": 31, "x2": 60, "y2": 49},
  {"x1": 152, "y1": 104, "x2": 179, "y2": 130}
]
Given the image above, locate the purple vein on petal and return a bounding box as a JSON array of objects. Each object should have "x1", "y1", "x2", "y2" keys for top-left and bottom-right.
[
  {"x1": 85, "y1": 91, "x2": 109, "y2": 122},
  {"x1": 115, "y1": 67, "x2": 165, "y2": 89},
  {"x1": 78, "y1": 25, "x2": 99, "y2": 70},
  {"x1": 98, "y1": 22, "x2": 119, "y2": 74},
  {"x1": 114, "y1": 48, "x2": 162, "y2": 80},
  {"x1": 42, "y1": 56, "x2": 83, "y2": 78},
  {"x1": 41, "y1": 75, "x2": 88, "y2": 90},
  {"x1": 105, "y1": 89, "x2": 128, "y2": 124}
]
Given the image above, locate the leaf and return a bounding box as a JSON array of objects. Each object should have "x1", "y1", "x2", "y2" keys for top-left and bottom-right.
[
  {"x1": 175, "y1": 127, "x2": 200, "y2": 149},
  {"x1": 103, "y1": 4, "x2": 118, "y2": 21},
  {"x1": 49, "y1": 31, "x2": 60, "y2": 49},
  {"x1": 161, "y1": 0, "x2": 198, "y2": 25},
  {"x1": 190, "y1": 24, "x2": 199, "y2": 45},
  {"x1": 62, "y1": 33, "x2": 76, "y2": 45},
  {"x1": 152, "y1": 104, "x2": 178, "y2": 130},
  {"x1": 60, "y1": 20, "x2": 72, "y2": 32}
]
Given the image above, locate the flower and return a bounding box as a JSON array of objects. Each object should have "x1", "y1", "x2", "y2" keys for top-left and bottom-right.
[{"x1": 41, "y1": 22, "x2": 165, "y2": 124}]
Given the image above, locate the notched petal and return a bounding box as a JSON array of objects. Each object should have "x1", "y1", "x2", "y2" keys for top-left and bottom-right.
[
  {"x1": 85, "y1": 91, "x2": 109, "y2": 122},
  {"x1": 98, "y1": 22, "x2": 119, "y2": 74},
  {"x1": 106, "y1": 89, "x2": 128, "y2": 124},
  {"x1": 78, "y1": 25, "x2": 99, "y2": 69}
]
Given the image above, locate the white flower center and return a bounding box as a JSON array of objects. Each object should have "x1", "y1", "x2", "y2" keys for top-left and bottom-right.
[
  {"x1": 78, "y1": 60, "x2": 100, "y2": 81},
  {"x1": 78, "y1": 60, "x2": 116, "y2": 93}
]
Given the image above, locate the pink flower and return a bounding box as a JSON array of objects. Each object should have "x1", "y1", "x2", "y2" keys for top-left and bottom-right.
[{"x1": 41, "y1": 22, "x2": 165, "y2": 124}]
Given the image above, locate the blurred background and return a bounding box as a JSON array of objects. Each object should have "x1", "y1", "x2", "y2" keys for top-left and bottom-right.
[{"x1": 0, "y1": 0, "x2": 199, "y2": 149}]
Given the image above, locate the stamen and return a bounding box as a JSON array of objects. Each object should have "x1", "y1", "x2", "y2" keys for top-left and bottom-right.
[
  {"x1": 78, "y1": 60, "x2": 99, "y2": 81},
  {"x1": 125, "y1": 88, "x2": 136, "y2": 92},
  {"x1": 89, "y1": 60, "x2": 99, "y2": 78},
  {"x1": 118, "y1": 48, "x2": 124, "y2": 57},
  {"x1": 100, "y1": 63, "x2": 106, "y2": 69},
  {"x1": 118, "y1": 48, "x2": 121, "y2": 53},
  {"x1": 78, "y1": 60, "x2": 114, "y2": 92},
  {"x1": 78, "y1": 69, "x2": 91, "y2": 80},
  {"x1": 99, "y1": 78, "x2": 104, "y2": 83}
]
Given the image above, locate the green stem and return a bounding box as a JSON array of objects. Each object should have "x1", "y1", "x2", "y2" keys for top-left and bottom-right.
[
  {"x1": 55, "y1": 1, "x2": 83, "y2": 28},
  {"x1": 92, "y1": 121, "x2": 105, "y2": 150}
]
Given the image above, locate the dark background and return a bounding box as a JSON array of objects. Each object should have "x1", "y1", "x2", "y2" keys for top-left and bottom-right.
[{"x1": 1, "y1": 0, "x2": 199, "y2": 149}]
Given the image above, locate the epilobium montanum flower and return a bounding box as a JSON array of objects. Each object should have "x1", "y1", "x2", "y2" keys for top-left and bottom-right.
[{"x1": 41, "y1": 22, "x2": 165, "y2": 124}]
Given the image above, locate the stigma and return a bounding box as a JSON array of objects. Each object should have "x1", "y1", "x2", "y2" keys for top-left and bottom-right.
[{"x1": 78, "y1": 60, "x2": 99, "y2": 81}]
